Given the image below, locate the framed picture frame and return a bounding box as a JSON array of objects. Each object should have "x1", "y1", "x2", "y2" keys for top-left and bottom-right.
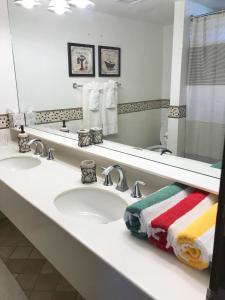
[
  {"x1": 67, "y1": 43, "x2": 95, "y2": 77},
  {"x1": 98, "y1": 46, "x2": 121, "y2": 77}
]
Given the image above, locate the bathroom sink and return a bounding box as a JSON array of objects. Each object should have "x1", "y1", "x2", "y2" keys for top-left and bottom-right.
[
  {"x1": 0, "y1": 156, "x2": 41, "y2": 171},
  {"x1": 54, "y1": 187, "x2": 128, "y2": 224}
]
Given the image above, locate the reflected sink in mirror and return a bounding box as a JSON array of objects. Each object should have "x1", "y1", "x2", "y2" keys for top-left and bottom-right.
[
  {"x1": 0, "y1": 157, "x2": 41, "y2": 171},
  {"x1": 54, "y1": 187, "x2": 128, "y2": 224}
]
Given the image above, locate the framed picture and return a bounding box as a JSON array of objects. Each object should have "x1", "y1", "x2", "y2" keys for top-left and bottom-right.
[
  {"x1": 98, "y1": 46, "x2": 121, "y2": 77},
  {"x1": 67, "y1": 43, "x2": 95, "y2": 77}
]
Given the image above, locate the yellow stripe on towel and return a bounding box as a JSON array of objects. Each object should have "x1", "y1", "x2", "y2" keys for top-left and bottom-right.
[{"x1": 174, "y1": 203, "x2": 218, "y2": 270}]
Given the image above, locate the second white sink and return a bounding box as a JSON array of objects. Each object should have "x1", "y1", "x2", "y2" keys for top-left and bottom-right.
[
  {"x1": 0, "y1": 156, "x2": 41, "y2": 171},
  {"x1": 54, "y1": 187, "x2": 127, "y2": 224}
]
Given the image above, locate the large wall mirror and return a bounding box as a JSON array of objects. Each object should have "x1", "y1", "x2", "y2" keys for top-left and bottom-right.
[{"x1": 7, "y1": 0, "x2": 225, "y2": 178}]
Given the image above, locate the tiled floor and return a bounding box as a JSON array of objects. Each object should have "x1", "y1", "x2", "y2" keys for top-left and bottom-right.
[{"x1": 0, "y1": 217, "x2": 85, "y2": 300}]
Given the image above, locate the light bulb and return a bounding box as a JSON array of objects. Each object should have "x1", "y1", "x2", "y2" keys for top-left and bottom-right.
[
  {"x1": 69, "y1": 0, "x2": 95, "y2": 9},
  {"x1": 14, "y1": 0, "x2": 41, "y2": 9},
  {"x1": 48, "y1": 0, "x2": 71, "y2": 15}
]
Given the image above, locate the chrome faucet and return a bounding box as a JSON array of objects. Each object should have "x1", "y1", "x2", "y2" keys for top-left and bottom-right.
[
  {"x1": 102, "y1": 165, "x2": 129, "y2": 192},
  {"x1": 101, "y1": 167, "x2": 113, "y2": 186},
  {"x1": 27, "y1": 139, "x2": 48, "y2": 158}
]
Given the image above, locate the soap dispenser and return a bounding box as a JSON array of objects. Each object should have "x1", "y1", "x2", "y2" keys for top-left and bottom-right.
[
  {"x1": 18, "y1": 125, "x2": 30, "y2": 153},
  {"x1": 60, "y1": 120, "x2": 70, "y2": 133}
]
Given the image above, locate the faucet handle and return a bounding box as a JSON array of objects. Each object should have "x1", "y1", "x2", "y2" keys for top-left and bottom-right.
[
  {"x1": 131, "y1": 181, "x2": 146, "y2": 199},
  {"x1": 101, "y1": 167, "x2": 113, "y2": 186},
  {"x1": 47, "y1": 148, "x2": 55, "y2": 160}
]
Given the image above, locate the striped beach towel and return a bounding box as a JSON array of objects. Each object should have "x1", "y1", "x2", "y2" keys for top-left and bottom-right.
[
  {"x1": 172, "y1": 202, "x2": 218, "y2": 270},
  {"x1": 148, "y1": 190, "x2": 210, "y2": 251},
  {"x1": 124, "y1": 183, "x2": 188, "y2": 239},
  {"x1": 124, "y1": 182, "x2": 218, "y2": 270}
]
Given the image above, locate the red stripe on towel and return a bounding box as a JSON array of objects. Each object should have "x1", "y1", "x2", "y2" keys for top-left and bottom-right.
[{"x1": 148, "y1": 190, "x2": 208, "y2": 251}]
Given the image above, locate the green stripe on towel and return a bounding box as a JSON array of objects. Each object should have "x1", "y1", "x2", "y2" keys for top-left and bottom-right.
[{"x1": 125, "y1": 183, "x2": 187, "y2": 239}]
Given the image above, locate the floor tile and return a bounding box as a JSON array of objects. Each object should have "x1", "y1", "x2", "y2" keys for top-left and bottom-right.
[
  {"x1": 56, "y1": 276, "x2": 75, "y2": 292},
  {"x1": 17, "y1": 236, "x2": 33, "y2": 247},
  {"x1": 75, "y1": 295, "x2": 85, "y2": 300},
  {"x1": 0, "y1": 232, "x2": 23, "y2": 246},
  {"x1": 52, "y1": 291, "x2": 78, "y2": 300},
  {"x1": 25, "y1": 290, "x2": 31, "y2": 298},
  {"x1": 0, "y1": 246, "x2": 15, "y2": 261},
  {"x1": 6, "y1": 259, "x2": 27, "y2": 274},
  {"x1": 0, "y1": 217, "x2": 85, "y2": 300},
  {"x1": 41, "y1": 261, "x2": 58, "y2": 274},
  {"x1": 29, "y1": 291, "x2": 52, "y2": 300},
  {"x1": 20, "y1": 259, "x2": 45, "y2": 274},
  {"x1": 10, "y1": 247, "x2": 33, "y2": 259},
  {"x1": 29, "y1": 249, "x2": 45, "y2": 260},
  {"x1": 0, "y1": 258, "x2": 27, "y2": 300},
  {"x1": 34, "y1": 273, "x2": 60, "y2": 291},
  {"x1": 16, "y1": 273, "x2": 39, "y2": 291}
]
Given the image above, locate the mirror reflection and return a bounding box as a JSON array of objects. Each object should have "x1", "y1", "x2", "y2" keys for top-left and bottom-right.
[{"x1": 7, "y1": 0, "x2": 225, "y2": 173}]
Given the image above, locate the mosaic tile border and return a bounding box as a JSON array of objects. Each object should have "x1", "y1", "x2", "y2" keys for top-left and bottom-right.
[
  {"x1": 118, "y1": 99, "x2": 169, "y2": 114},
  {"x1": 168, "y1": 105, "x2": 186, "y2": 119},
  {"x1": 0, "y1": 100, "x2": 171, "y2": 127},
  {"x1": 34, "y1": 99, "x2": 170, "y2": 124},
  {"x1": 35, "y1": 108, "x2": 83, "y2": 125},
  {"x1": 0, "y1": 114, "x2": 10, "y2": 129}
]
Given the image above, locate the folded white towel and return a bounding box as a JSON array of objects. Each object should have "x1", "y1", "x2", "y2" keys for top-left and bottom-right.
[
  {"x1": 105, "y1": 80, "x2": 118, "y2": 109},
  {"x1": 102, "y1": 80, "x2": 118, "y2": 135},
  {"x1": 89, "y1": 89, "x2": 101, "y2": 111},
  {"x1": 82, "y1": 82, "x2": 102, "y2": 129}
]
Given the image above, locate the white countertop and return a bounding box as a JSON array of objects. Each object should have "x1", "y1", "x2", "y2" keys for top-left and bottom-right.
[{"x1": 0, "y1": 140, "x2": 210, "y2": 300}]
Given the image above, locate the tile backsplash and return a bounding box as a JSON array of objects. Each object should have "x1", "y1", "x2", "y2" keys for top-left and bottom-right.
[
  {"x1": 34, "y1": 99, "x2": 170, "y2": 125},
  {"x1": 168, "y1": 105, "x2": 186, "y2": 119},
  {"x1": 0, "y1": 114, "x2": 10, "y2": 129}
]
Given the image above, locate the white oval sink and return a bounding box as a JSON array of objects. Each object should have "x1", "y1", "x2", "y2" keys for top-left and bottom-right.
[
  {"x1": 0, "y1": 156, "x2": 41, "y2": 171},
  {"x1": 54, "y1": 187, "x2": 128, "y2": 224}
]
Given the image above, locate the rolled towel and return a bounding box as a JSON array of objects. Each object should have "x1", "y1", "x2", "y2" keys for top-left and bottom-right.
[
  {"x1": 172, "y1": 202, "x2": 218, "y2": 270},
  {"x1": 148, "y1": 190, "x2": 209, "y2": 251},
  {"x1": 124, "y1": 183, "x2": 187, "y2": 239}
]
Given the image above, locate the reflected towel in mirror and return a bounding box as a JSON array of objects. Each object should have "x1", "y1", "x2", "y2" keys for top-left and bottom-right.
[
  {"x1": 102, "y1": 80, "x2": 118, "y2": 136},
  {"x1": 82, "y1": 81, "x2": 102, "y2": 129}
]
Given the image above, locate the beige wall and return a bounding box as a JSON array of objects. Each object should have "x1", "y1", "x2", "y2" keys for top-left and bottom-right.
[
  {"x1": 0, "y1": 0, "x2": 18, "y2": 114},
  {"x1": 105, "y1": 109, "x2": 161, "y2": 148},
  {"x1": 9, "y1": 3, "x2": 165, "y2": 112}
]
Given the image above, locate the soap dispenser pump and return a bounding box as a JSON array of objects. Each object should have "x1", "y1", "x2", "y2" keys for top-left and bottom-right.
[
  {"x1": 18, "y1": 125, "x2": 30, "y2": 153},
  {"x1": 60, "y1": 120, "x2": 70, "y2": 133}
]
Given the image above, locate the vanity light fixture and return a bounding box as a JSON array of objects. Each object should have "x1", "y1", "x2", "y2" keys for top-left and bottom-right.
[
  {"x1": 14, "y1": 0, "x2": 41, "y2": 9},
  {"x1": 48, "y1": 0, "x2": 72, "y2": 15},
  {"x1": 68, "y1": 0, "x2": 95, "y2": 9}
]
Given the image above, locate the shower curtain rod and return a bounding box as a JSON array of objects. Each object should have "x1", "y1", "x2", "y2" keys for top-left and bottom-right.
[{"x1": 190, "y1": 9, "x2": 225, "y2": 20}]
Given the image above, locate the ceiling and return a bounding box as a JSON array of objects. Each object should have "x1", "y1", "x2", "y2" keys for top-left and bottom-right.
[
  {"x1": 39, "y1": 0, "x2": 225, "y2": 26},
  {"x1": 84, "y1": 0, "x2": 224, "y2": 26},
  {"x1": 91, "y1": 0, "x2": 176, "y2": 25}
]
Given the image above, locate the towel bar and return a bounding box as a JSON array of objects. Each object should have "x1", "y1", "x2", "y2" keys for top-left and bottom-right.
[{"x1": 73, "y1": 82, "x2": 122, "y2": 89}]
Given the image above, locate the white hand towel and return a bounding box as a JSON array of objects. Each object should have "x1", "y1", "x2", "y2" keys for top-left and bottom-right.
[
  {"x1": 105, "y1": 80, "x2": 118, "y2": 109},
  {"x1": 89, "y1": 89, "x2": 101, "y2": 111},
  {"x1": 102, "y1": 81, "x2": 118, "y2": 136},
  {"x1": 82, "y1": 82, "x2": 102, "y2": 129}
]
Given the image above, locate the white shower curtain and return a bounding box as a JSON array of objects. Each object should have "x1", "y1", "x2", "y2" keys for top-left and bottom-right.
[{"x1": 185, "y1": 12, "x2": 225, "y2": 163}]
